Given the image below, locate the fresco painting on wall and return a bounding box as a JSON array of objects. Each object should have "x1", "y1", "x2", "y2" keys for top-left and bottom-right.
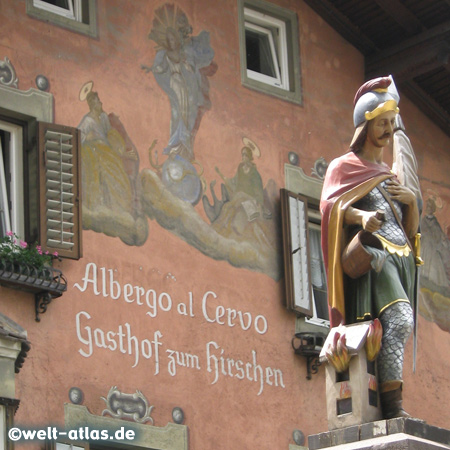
[
  {"x1": 78, "y1": 82, "x2": 148, "y2": 246},
  {"x1": 419, "y1": 189, "x2": 450, "y2": 332},
  {"x1": 78, "y1": 3, "x2": 281, "y2": 280},
  {"x1": 205, "y1": 139, "x2": 279, "y2": 260},
  {"x1": 142, "y1": 3, "x2": 217, "y2": 205},
  {"x1": 140, "y1": 138, "x2": 281, "y2": 280}
]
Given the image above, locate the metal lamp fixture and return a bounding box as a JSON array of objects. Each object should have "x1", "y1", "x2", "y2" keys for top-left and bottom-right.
[{"x1": 292, "y1": 331, "x2": 326, "y2": 380}]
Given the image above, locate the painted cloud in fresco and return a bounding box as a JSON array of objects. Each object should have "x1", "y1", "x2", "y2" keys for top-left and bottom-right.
[{"x1": 78, "y1": 4, "x2": 281, "y2": 280}]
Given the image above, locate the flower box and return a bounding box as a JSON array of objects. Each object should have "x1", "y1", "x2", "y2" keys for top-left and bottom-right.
[{"x1": 0, "y1": 260, "x2": 67, "y2": 321}]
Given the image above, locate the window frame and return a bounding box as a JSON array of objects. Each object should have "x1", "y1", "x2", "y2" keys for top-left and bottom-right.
[
  {"x1": 0, "y1": 85, "x2": 82, "y2": 260},
  {"x1": 305, "y1": 217, "x2": 329, "y2": 327},
  {"x1": 244, "y1": 8, "x2": 289, "y2": 90},
  {"x1": 26, "y1": 0, "x2": 98, "y2": 38},
  {"x1": 0, "y1": 397, "x2": 20, "y2": 450},
  {"x1": 33, "y1": 0, "x2": 78, "y2": 21},
  {"x1": 64, "y1": 403, "x2": 188, "y2": 450},
  {"x1": 0, "y1": 120, "x2": 25, "y2": 240},
  {"x1": 281, "y1": 189, "x2": 314, "y2": 317},
  {"x1": 238, "y1": 0, "x2": 302, "y2": 105},
  {"x1": 284, "y1": 163, "x2": 330, "y2": 329}
]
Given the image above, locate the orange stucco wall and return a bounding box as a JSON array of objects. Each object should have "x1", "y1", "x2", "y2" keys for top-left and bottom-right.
[{"x1": 1, "y1": 1, "x2": 450, "y2": 449}]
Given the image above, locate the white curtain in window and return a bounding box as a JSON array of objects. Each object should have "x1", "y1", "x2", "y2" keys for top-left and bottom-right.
[{"x1": 309, "y1": 227, "x2": 325, "y2": 289}]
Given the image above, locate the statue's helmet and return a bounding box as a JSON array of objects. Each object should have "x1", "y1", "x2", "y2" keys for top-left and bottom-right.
[
  {"x1": 353, "y1": 75, "x2": 400, "y2": 127},
  {"x1": 349, "y1": 75, "x2": 400, "y2": 151}
]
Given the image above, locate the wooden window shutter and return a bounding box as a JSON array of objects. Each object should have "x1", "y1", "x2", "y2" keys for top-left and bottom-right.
[
  {"x1": 37, "y1": 122, "x2": 82, "y2": 259},
  {"x1": 280, "y1": 188, "x2": 313, "y2": 316}
]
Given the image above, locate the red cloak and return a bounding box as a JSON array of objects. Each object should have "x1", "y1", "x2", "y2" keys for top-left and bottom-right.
[{"x1": 320, "y1": 151, "x2": 393, "y2": 327}]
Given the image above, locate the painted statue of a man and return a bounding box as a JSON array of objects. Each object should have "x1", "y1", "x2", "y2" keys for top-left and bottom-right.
[{"x1": 320, "y1": 76, "x2": 420, "y2": 419}]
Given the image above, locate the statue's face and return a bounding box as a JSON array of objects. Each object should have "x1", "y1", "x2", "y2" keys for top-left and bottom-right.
[{"x1": 366, "y1": 110, "x2": 396, "y2": 149}]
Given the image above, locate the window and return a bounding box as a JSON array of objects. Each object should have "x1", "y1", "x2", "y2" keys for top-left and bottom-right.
[
  {"x1": 281, "y1": 190, "x2": 313, "y2": 316},
  {"x1": 0, "y1": 400, "x2": 19, "y2": 450},
  {"x1": 305, "y1": 216, "x2": 329, "y2": 327},
  {"x1": 238, "y1": 0, "x2": 302, "y2": 104},
  {"x1": 26, "y1": 0, "x2": 97, "y2": 38},
  {"x1": 281, "y1": 189, "x2": 329, "y2": 325},
  {"x1": 0, "y1": 85, "x2": 82, "y2": 260},
  {"x1": 33, "y1": 0, "x2": 83, "y2": 21},
  {"x1": 245, "y1": 8, "x2": 289, "y2": 90},
  {"x1": 0, "y1": 120, "x2": 24, "y2": 239},
  {"x1": 283, "y1": 161, "x2": 330, "y2": 329},
  {"x1": 0, "y1": 358, "x2": 22, "y2": 450}
]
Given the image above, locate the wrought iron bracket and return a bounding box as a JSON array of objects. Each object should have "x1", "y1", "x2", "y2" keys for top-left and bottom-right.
[
  {"x1": 305, "y1": 355, "x2": 322, "y2": 380},
  {"x1": 35, "y1": 292, "x2": 54, "y2": 322},
  {"x1": 0, "y1": 262, "x2": 67, "y2": 322}
]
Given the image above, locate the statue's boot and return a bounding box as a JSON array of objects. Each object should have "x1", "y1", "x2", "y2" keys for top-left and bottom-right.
[{"x1": 380, "y1": 380, "x2": 410, "y2": 419}]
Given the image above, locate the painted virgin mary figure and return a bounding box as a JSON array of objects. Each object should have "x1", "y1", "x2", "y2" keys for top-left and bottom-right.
[{"x1": 143, "y1": 4, "x2": 216, "y2": 161}]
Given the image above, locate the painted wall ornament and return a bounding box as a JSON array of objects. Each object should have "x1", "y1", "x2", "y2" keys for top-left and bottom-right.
[
  {"x1": 35, "y1": 74, "x2": 50, "y2": 92},
  {"x1": 288, "y1": 151, "x2": 299, "y2": 166},
  {"x1": 68, "y1": 387, "x2": 84, "y2": 405},
  {"x1": 0, "y1": 56, "x2": 18, "y2": 88},
  {"x1": 78, "y1": 81, "x2": 148, "y2": 246},
  {"x1": 101, "y1": 386, "x2": 155, "y2": 424},
  {"x1": 311, "y1": 157, "x2": 328, "y2": 180}
]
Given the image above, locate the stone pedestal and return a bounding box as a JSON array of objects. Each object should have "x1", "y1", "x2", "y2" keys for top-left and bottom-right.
[
  {"x1": 308, "y1": 418, "x2": 450, "y2": 450},
  {"x1": 325, "y1": 347, "x2": 382, "y2": 430}
]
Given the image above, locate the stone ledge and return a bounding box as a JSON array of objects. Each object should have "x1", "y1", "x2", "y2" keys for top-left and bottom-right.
[{"x1": 308, "y1": 418, "x2": 450, "y2": 450}]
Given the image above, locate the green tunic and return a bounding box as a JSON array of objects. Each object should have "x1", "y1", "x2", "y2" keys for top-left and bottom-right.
[{"x1": 345, "y1": 250, "x2": 414, "y2": 323}]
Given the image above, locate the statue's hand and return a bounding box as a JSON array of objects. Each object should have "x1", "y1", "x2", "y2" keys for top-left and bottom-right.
[
  {"x1": 362, "y1": 211, "x2": 383, "y2": 233},
  {"x1": 345, "y1": 206, "x2": 382, "y2": 232},
  {"x1": 385, "y1": 179, "x2": 415, "y2": 206}
]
